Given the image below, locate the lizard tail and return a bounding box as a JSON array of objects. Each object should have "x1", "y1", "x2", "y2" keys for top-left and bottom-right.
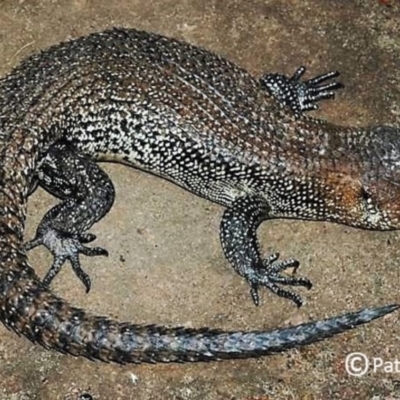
[
  {"x1": 3, "y1": 263, "x2": 398, "y2": 363},
  {"x1": 0, "y1": 136, "x2": 397, "y2": 363}
]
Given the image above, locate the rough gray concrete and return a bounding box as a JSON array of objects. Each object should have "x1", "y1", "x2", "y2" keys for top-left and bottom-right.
[{"x1": 0, "y1": 0, "x2": 400, "y2": 398}]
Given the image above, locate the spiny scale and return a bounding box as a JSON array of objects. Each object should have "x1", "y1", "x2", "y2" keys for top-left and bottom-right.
[{"x1": 0, "y1": 28, "x2": 397, "y2": 364}]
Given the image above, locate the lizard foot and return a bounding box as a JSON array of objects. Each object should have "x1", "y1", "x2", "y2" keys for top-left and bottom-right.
[
  {"x1": 24, "y1": 229, "x2": 108, "y2": 293},
  {"x1": 220, "y1": 196, "x2": 313, "y2": 308},
  {"x1": 246, "y1": 253, "x2": 312, "y2": 307},
  {"x1": 260, "y1": 66, "x2": 343, "y2": 114}
]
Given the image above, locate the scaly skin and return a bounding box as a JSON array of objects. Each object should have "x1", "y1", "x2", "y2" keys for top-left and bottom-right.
[{"x1": 0, "y1": 28, "x2": 398, "y2": 363}]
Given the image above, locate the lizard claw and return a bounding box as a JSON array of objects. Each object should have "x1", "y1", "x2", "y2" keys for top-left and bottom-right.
[
  {"x1": 246, "y1": 254, "x2": 312, "y2": 307},
  {"x1": 260, "y1": 66, "x2": 344, "y2": 114},
  {"x1": 24, "y1": 229, "x2": 108, "y2": 292}
]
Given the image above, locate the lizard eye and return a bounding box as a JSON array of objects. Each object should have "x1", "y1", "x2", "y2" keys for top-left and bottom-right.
[{"x1": 360, "y1": 187, "x2": 370, "y2": 201}]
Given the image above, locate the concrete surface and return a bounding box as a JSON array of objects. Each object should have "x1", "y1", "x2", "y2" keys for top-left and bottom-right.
[{"x1": 1, "y1": 0, "x2": 400, "y2": 399}]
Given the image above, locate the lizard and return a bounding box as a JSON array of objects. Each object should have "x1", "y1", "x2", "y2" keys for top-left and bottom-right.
[{"x1": 0, "y1": 27, "x2": 398, "y2": 364}]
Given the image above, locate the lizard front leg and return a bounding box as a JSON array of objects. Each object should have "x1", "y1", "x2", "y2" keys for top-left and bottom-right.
[
  {"x1": 260, "y1": 66, "x2": 343, "y2": 114},
  {"x1": 220, "y1": 196, "x2": 312, "y2": 307},
  {"x1": 24, "y1": 141, "x2": 115, "y2": 292}
]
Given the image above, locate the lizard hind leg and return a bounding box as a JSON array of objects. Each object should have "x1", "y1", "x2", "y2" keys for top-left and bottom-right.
[
  {"x1": 24, "y1": 141, "x2": 115, "y2": 293},
  {"x1": 220, "y1": 196, "x2": 312, "y2": 307}
]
